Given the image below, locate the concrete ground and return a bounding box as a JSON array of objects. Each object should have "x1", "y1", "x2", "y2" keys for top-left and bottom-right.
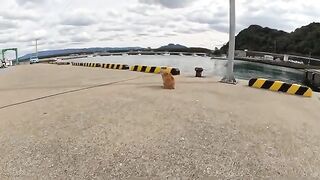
[{"x1": 0, "y1": 64, "x2": 320, "y2": 179}]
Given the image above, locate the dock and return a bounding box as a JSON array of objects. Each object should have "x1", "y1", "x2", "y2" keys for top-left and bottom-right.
[{"x1": 0, "y1": 64, "x2": 320, "y2": 178}]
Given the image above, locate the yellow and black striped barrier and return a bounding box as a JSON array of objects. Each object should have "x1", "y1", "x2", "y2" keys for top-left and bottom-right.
[
  {"x1": 248, "y1": 78, "x2": 313, "y2": 97},
  {"x1": 72, "y1": 62, "x2": 81, "y2": 66},
  {"x1": 101, "y1": 64, "x2": 129, "y2": 70},
  {"x1": 72, "y1": 62, "x2": 100, "y2": 67},
  {"x1": 83, "y1": 63, "x2": 101, "y2": 67},
  {"x1": 130, "y1": 65, "x2": 180, "y2": 75}
]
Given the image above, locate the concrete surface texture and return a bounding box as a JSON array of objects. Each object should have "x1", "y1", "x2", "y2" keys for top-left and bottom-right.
[{"x1": 0, "y1": 64, "x2": 320, "y2": 179}]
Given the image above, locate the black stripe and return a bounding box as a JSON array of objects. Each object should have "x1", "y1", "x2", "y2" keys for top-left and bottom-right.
[
  {"x1": 122, "y1": 65, "x2": 129, "y2": 70},
  {"x1": 101, "y1": 64, "x2": 105, "y2": 68},
  {"x1": 248, "y1": 78, "x2": 257, "y2": 87},
  {"x1": 116, "y1": 64, "x2": 121, "y2": 69},
  {"x1": 111, "y1": 64, "x2": 115, "y2": 69},
  {"x1": 106, "y1": 64, "x2": 110, "y2": 69},
  {"x1": 261, "y1": 80, "x2": 274, "y2": 89},
  {"x1": 96, "y1": 63, "x2": 101, "y2": 67},
  {"x1": 150, "y1": 67, "x2": 156, "y2": 73},
  {"x1": 141, "y1": 66, "x2": 147, "y2": 72},
  {"x1": 278, "y1": 83, "x2": 292, "y2": 92},
  {"x1": 133, "y1": 66, "x2": 138, "y2": 71},
  {"x1": 295, "y1": 86, "x2": 309, "y2": 95}
]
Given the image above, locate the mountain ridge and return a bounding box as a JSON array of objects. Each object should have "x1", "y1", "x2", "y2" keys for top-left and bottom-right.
[{"x1": 221, "y1": 22, "x2": 320, "y2": 58}]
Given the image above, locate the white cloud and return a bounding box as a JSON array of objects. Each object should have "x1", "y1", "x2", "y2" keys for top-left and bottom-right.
[
  {"x1": 71, "y1": 32, "x2": 92, "y2": 42},
  {"x1": 139, "y1": 0, "x2": 195, "y2": 8},
  {"x1": 0, "y1": 10, "x2": 38, "y2": 21},
  {"x1": 61, "y1": 9, "x2": 97, "y2": 26},
  {"x1": 0, "y1": 18, "x2": 18, "y2": 30}
]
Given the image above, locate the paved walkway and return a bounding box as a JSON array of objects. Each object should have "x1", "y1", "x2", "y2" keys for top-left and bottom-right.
[{"x1": 0, "y1": 64, "x2": 320, "y2": 179}]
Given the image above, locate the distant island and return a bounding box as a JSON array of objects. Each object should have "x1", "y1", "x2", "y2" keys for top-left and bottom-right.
[
  {"x1": 19, "y1": 44, "x2": 212, "y2": 61},
  {"x1": 220, "y1": 22, "x2": 320, "y2": 58}
]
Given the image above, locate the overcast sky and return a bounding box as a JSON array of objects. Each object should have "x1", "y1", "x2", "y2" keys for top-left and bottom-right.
[{"x1": 0, "y1": 0, "x2": 319, "y2": 57}]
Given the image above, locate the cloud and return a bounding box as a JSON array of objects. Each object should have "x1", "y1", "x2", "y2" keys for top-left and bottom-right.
[
  {"x1": 187, "y1": 8, "x2": 228, "y2": 33},
  {"x1": 61, "y1": 9, "x2": 97, "y2": 26},
  {"x1": 0, "y1": 18, "x2": 18, "y2": 30},
  {"x1": 15, "y1": 0, "x2": 43, "y2": 5},
  {"x1": 70, "y1": 32, "x2": 92, "y2": 42},
  {"x1": 0, "y1": 10, "x2": 38, "y2": 21},
  {"x1": 0, "y1": 36, "x2": 11, "y2": 43},
  {"x1": 98, "y1": 26, "x2": 124, "y2": 32},
  {"x1": 139, "y1": 0, "x2": 195, "y2": 8}
]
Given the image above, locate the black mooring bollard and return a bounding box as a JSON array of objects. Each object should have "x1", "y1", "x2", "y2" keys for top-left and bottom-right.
[{"x1": 195, "y1": 67, "x2": 204, "y2": 77}]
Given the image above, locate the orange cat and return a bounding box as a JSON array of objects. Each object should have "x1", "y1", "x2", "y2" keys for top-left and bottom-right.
[{"x1": 161, "y1": 70, "x2": 175, "y2": 89}]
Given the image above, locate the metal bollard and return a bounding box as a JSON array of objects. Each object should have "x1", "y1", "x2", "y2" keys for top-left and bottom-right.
[{"x1": 195, "y1": 67, "x2": 203, "y2": 77}]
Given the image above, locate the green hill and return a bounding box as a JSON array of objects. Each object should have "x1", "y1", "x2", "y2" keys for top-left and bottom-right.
[{"x1": 221, "y1": 22, "x2": 320, "y2": 58}]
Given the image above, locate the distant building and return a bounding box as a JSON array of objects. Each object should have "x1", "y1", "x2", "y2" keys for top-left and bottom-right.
[
  {"x1": 264, "y1": 55, "x2": 274, "y2": 61},
  {"x1": 235, "y1": 50, "x2": 246, "y2": 57}
]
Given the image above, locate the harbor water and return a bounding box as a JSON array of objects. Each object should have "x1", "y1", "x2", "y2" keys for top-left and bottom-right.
[{"x1": 73, "y1": 55, "x2": 305, "y2": 84}]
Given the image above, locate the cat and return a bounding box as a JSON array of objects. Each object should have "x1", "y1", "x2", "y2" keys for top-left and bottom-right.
[{"x1": 160, "y1": 70, "x2": 175, "y2": 89}]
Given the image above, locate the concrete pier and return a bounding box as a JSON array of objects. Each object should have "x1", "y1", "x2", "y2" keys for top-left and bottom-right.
[{"x1": 0, "y1": 64, "x2": 320, "y2": 179}]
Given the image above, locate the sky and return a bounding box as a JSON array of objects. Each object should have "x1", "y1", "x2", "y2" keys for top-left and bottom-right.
[{"x1": 0, "y1": 0, "x2": 319, "y2": 57}]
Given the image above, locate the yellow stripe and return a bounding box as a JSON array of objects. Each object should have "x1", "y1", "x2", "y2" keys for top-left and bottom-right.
[
  {"x1": 146, "y1": 66, "x2": 152, "y2": 73},
  {"x1": 304, "y1": 88, "x2": 313, "y2": 97},
  {"x1": 252, "y1": 79, "x2": 267, "y2": 88},
  {"x1": 137, "y1": 65, "x2": 143, "y2": 72},
  {"x1": 287, "y1": 84, "x2": 301, "y2": 94},
  {"x1": 270, "y1": 81, "x2": 283, "y2": 91},
  {"x1": 154, "y1": 67, "x2": 162, "y2": 74}
]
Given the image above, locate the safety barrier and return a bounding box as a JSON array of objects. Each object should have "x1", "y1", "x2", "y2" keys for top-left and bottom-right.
[
  {"x1": 248, "y1": 78, "x2": 313, "y2": 97},
  {"x1": 72, "y1": 62, "x2": 81, "y2": 66},
  {"x1": 101, "y1": 64, "x2": 130, "y2": 70},
  {"x1": 83, "y1": 63, "x2": 101, "y2": 67},
  {"x1": 130, "y1": 65, "x2": 180, "y2": 75},
  {"x1": 71, "y1": 62, "x2": 100, "y2": 67}
]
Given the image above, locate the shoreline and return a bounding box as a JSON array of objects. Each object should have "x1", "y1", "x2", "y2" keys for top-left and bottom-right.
[{"x1": 213, "y1": 56, "x2": 320, "y2": 70}]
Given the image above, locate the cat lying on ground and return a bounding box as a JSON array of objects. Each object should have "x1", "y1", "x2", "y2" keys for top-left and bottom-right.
[{"x1": 160, "y1": 70, "x2": 175, "y2": 89}]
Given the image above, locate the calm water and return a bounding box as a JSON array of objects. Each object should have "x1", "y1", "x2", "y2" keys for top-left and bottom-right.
[{"x1": 73, "y1": 55, "x2": 305, "y2": 84}]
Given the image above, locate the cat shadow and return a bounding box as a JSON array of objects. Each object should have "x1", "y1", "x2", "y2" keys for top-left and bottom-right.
[{"x1": 140, "y1": 85, "x2": 164, "y2": 90}]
